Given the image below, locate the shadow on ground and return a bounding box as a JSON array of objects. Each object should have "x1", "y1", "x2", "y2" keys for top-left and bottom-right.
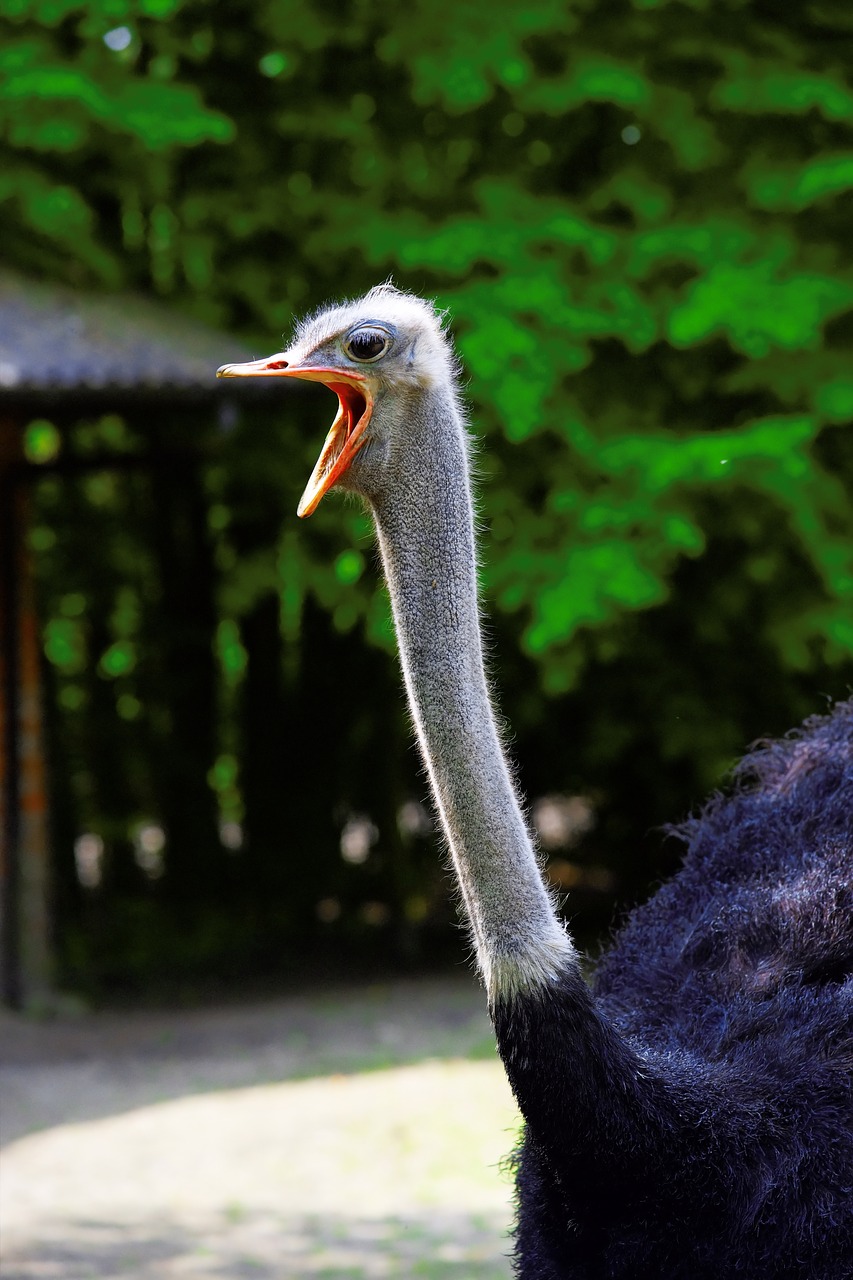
[
  {"x1": 1, "y1": 975, "x2": 496, "y2": 1145},
  {"x1": 2, "y1": 1209, "x2": 514, "y2": 1279},
  {"x1": 2, "y1": 977, "x2": 518, "y2": 1279}
]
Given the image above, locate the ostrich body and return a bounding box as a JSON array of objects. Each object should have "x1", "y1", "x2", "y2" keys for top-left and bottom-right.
[{"x1": 219, "y1": 286, "x2": 853, "y2": 1278}]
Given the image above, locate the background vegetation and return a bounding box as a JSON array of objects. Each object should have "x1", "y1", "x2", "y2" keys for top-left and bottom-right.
[{"x1": 3, "y1": 0, "x2": 851, "y2": 996}]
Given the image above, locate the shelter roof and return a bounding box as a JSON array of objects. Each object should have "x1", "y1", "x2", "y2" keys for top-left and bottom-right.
[{"x1": 0, "y1": 270, "x2": 279, "y2": 405}]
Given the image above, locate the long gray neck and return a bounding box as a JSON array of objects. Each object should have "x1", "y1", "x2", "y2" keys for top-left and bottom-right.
[{"x1": 371, "y1": 383, "x2": 575, "y2": 1002}]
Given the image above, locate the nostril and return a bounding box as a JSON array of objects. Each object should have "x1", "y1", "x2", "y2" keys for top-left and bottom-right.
[{"x1": 266, "y1": 359, "x2": 289, "y2": 370}]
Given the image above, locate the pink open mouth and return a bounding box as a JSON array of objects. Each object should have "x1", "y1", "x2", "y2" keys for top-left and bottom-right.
[{"x1": 216, "y1": 356, "x2": 373, "y2": 516}]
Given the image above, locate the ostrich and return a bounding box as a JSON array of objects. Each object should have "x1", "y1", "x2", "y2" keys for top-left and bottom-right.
[{"x1": 218, "y1": 285, "x2": 853, "y2": 1278}]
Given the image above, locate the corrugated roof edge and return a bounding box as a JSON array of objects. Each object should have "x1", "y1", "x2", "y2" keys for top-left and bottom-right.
[{"x1": 0, "y1": 270, "x2": 297, "y2": 403}]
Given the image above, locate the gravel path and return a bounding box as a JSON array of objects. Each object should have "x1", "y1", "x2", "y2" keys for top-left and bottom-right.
[{"x1": 1, "y1": 977, "x2": 520, "y2": 1278}]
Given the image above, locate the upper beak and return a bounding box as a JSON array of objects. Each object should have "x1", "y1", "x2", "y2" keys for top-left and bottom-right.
[{"x1": 216, "y1": 354, "x2": 373, "y2": 517}]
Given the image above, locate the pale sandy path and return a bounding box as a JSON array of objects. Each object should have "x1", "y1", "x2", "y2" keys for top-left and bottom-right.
[{"x1": 0, "y1": 977, "x2": 520, "y2": 1278}]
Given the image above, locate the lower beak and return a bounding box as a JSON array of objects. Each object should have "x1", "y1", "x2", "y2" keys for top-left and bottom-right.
[{"x1": 216, "y1": 356, "x2": 372, "y2": 516}]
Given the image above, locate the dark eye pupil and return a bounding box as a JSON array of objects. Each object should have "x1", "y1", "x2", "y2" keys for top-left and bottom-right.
[{"x1": 349, "y1": 330, "x2": 386, "y2": 360}]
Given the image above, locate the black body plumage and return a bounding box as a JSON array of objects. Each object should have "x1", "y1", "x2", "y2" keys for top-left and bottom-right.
[{"x1": 494, "y1": 699, "x2": 853, "y2": 1278}]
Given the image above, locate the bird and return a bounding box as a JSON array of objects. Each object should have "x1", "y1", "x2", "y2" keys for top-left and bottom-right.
[{"x1": 218, "y1": 284, "x2": 853, "y2": 1279}]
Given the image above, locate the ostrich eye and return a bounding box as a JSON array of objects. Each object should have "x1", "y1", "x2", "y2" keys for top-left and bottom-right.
[{"x1": 344, "y1": 328, "x2": 389, "y2": 362}]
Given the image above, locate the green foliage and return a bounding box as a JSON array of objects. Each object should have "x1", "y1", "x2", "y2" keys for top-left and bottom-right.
[
  {"x1": 0, "y1": 2, "x2": 231, "y2": 280},
  {"x1": 22, "y1": 417, "x2": 61, "y2": 461},
  {"x1": 10, "y1": 0, "x2": 851, "y2": 694},
  {"x1": 7, "y1": 0, "x2": 853, "y2": 984}
]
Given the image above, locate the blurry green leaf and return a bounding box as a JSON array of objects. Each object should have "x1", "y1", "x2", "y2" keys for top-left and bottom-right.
[
  {"x1": 815, "y1": 379, "x2": 853, "y2": 422},
  {"x1": 44, "y1": 617, "x2": 85, "y2": 672},
  {"x1": 23, "y1": 418, "x2": 61, "y2": 463},
  {"x1": 112, "y1": 81, "x2": 234, "y2": 148},
  {"x1": 668, "y1": 265, "x2": 853, "y2": 355},
  {"x1": 99, "y1": 640, "x2": 136, "y2": 677},
  {"x1": 335, "y1": 549, "x2": 365, "y2": 585},
  {"x1": 58, "y1": 683, "x2": 85, "y2": 711},
  {"x1": 748, "y1": 154, "x2": 853, "y2": 211},
  {"x1": 258, "y1": 50, "x2": 289, "y2": 78},
  {"x1": 208, "y1": 753, "x2": 238, "y2": 792},
  {"x1": 523, "y1": 55, "x2": 650, "y2": 112},
  {"x1": 526, "y1": 543, "x2": 667, "y2": 652},
  {"x1": 116, "y1": 693, "x2": 142, "y2": 720},
  {"x1": 60, "y1": 591, "x2": 86, "y2": 617},
  {"x1": 28, "y1": 525, "x2": 56, "y2": 551},
  {"x1": 216, "y1": 619, "x2": 248, "y2": 682},
  {"x1": 714, "y1": 63, "x2": 853, "y2": 120}
]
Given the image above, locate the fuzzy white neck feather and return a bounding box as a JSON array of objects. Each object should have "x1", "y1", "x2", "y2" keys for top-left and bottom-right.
[{"x1": 371, "y1": 379, "x2": 575, "y2": 1002}]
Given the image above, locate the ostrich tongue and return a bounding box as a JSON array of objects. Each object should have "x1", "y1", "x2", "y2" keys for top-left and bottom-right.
[{"x1": 216, "y1": 355, "x2": 373, "y2": 516}]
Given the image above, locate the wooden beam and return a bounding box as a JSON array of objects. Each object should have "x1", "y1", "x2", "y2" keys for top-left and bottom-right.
[{"x1": 0, "y1": 420, "x2": 53, "y2": 1008}]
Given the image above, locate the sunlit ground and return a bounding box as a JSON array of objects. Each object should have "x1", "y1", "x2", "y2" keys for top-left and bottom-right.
[{"x1": 1, "y1": 978, "x2": 520, "y2": 1278}]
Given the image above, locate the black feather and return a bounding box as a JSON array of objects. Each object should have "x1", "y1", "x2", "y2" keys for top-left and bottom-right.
[{"x1": 495, "y1": 698, "x2": 853, "y2": 1278}]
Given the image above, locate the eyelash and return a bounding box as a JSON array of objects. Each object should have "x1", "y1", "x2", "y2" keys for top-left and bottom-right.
[{"x1": 345, "y1": 330, "x2": 389, "y2": 361}]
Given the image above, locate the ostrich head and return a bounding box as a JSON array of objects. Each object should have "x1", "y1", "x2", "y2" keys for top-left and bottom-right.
[{"x1": 217, "y1": 284, "x2": 456, "y2": 517}]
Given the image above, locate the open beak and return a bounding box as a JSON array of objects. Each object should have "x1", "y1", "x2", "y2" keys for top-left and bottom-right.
[{"x1": 216, "y1": 354, "x2": 373, "y2": 517}]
